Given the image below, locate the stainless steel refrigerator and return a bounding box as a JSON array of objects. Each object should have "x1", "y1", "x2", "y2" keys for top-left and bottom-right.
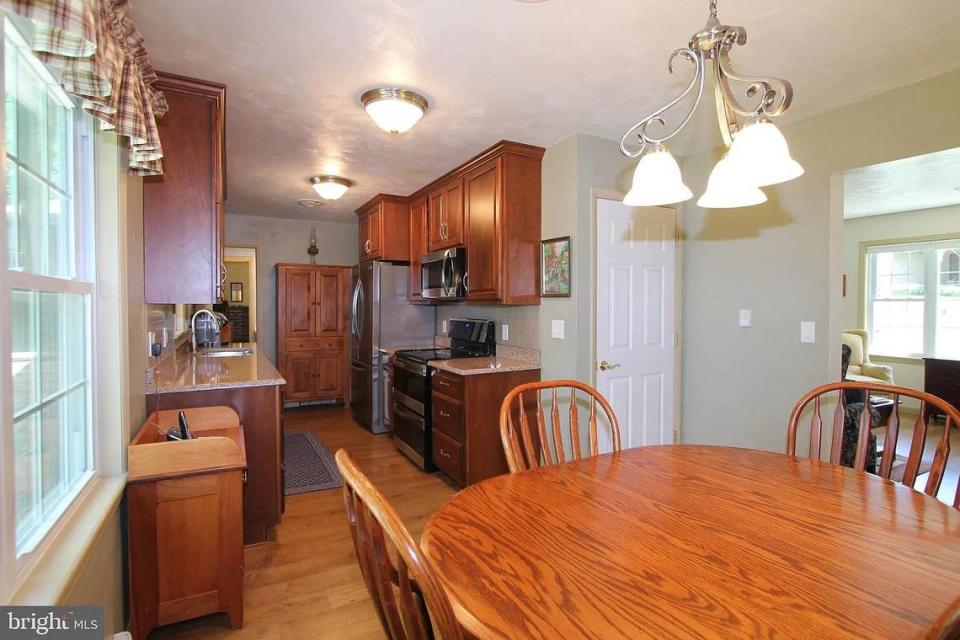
[{"x1": 350, "y1": 261, "x2": 435, "y2": 433}]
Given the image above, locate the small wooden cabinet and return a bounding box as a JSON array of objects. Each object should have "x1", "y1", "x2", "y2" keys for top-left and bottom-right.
[
  {"x1": 357, "y1": 194, "x2": 411, "y2": 262},
  {"x1": 143, "y1": 73, "x2": 226, "y2": 304},
  {"x1": 127, "y1": 407, "x2": 246, "y2": 640},
  {"x1": 427, "y1": 177, "x2": 464, "y2": 252},
  {"x1": 924, "y1": 357, "x2": 960, "y2": 420},
  {"x1": 430, "y1": 367, "x2": 540, "y2": 487},
  {"x1": 277, "y1": 264, "x2": 350, "y2": 403}
]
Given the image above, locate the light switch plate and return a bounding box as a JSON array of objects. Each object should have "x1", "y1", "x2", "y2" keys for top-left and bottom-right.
[
  {"x1": 501, "y1": 323, "x2": 509, "y2": 341},
  {"x1": 738, "y1": 309, "x2": 752, "y2": 327},
  {"x1": 551, "y1": 319, "x2": 565, "y2": 339},
  {"x1": 441, "y1": 320, "x2": 448, "y2": 334},
  {"x1": 800, "y1": 321, "x2": 816, "y2": 344}
]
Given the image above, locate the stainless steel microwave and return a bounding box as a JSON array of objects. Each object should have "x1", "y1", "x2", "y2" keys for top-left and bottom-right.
[{"x1": 421, "y1": 247, "x2": 466, "y2": 300}]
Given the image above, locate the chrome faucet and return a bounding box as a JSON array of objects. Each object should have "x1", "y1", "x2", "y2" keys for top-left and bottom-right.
[{"x1": 191, "y1": 309, "x2": 218, "y2": 352}]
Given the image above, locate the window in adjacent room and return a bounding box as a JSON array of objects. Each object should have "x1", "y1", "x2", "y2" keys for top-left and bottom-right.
[
  {"x1": 866, "y1": 239, "x2": 960, "y2": 359},
  {"x1": 1, "y1": 17, "x2": 96, "y2": 561}
]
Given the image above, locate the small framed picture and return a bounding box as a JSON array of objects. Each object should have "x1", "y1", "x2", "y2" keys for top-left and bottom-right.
[
  {"x1": 230, "y1": 282, "x2": 243, "y2": 303},
  {"x1": 541, "y1": 236, "x2": 571, "y2": 298}
]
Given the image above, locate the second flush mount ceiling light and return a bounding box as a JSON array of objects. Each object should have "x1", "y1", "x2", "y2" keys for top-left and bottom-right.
[
  {"x1": 360, "y1": 87, "x2": 429, "y2": 135},
  {"x1": 310, "y1": 175, "x2": 353, "y2": 200},
  {"x1": 620, "y1": 0, "x2": 803, "y2": 209}
]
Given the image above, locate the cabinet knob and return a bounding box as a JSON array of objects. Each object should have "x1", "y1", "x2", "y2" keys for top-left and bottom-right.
[{"x1": 439, "y1": 449, "x2": 451, "y2": 458}]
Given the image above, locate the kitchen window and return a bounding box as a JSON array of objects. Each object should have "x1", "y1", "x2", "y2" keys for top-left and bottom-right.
[
  {"x1": 865, "y1": 238, "x2": 960, "y2": 359},
  {"x1": 1, "y1": 15, "x2": 96, "y2": 566}
]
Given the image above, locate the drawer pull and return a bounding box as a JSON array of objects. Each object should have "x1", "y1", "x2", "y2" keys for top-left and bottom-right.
[
  {"x1": 438, "y1": 380, "x2": 450, "y2": 386},
  {"x1": 440, "y1": 449, "x2": 450, "y2": 458},
  {"x1": 439, "y1": 410, "x2": 451, "y2": 418}
]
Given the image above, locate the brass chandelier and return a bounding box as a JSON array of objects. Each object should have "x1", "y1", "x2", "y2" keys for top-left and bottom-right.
[{"x1": 620, "y1": 0, "x2": 803, "y2": 209}]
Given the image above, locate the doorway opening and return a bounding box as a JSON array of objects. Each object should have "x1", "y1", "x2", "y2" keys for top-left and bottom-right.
[
  {"x1": 593, "y1": 193, "x2": 682, "y2": 448},
  {"x1": 223, "y1": 245, "x2": 258, "y2": 342}
]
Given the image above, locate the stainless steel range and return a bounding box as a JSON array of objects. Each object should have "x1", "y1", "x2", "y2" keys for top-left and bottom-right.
[{"x1": 392, "y1": 319, "x2": 496, "y2": 470}]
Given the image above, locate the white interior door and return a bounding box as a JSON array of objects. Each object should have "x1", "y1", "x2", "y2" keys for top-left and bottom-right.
[{"x1": 596, "y1": 198, "x2": 677, "y2": 449}]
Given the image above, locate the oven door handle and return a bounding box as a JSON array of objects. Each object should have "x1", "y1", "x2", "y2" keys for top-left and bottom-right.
[
  {"x1": 393, "y1": 402, "x2": 425, "y2": 425},
  {"x1": 394, "y1": 358, "x2": 427, "y2": 376}
]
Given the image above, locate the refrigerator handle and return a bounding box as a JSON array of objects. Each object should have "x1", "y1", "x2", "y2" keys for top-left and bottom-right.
[
  {"x1": 351, "y1": 278, "x2": 362, "y2": 338},
  {"x1": 357, "y1": 278, "x2": 366, "y2": 341}
]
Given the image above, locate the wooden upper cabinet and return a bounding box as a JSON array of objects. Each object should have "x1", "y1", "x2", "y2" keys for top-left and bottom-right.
[
  {"x1": 143, "y1": 73, "x2": 226, "y2": 304},
  {"x1": 356, "y1": 195, "x2": 410, "y2": 262},
  {"x1": 463, "y1": 158, "x2": 501, "y2": 300},
  {"x1": 283, "y1": 267, "x2": 314, "y2": 337},
  {"x1": 427, "y1": 178, "x2": 464, "y2": 252},
  {"x1": 409, "y1": 196, "x2": 428, "y2": 302}
]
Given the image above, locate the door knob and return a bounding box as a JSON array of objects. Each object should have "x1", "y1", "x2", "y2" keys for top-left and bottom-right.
[{"x1": 598, "y1": 360, "x2": 621, "y2": 371}]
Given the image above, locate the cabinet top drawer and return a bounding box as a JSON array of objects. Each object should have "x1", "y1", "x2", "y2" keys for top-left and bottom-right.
[
  {"x1": 432, "y1": 369, "x2": 463, "y2": 400},
  {"x1": 286, "y1": 336, "x2": 343, "y2": 352}
]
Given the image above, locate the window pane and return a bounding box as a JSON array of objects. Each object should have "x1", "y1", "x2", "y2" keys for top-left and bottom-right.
[
  {"x1": 40, "y1": 398, "x2": 64, "y2": 504},
  {"x1": 937, "y1": 248, "x2": 960, "y2": 359},
  {"x1": 12, "y1": 289, "x2": 38, "y2": 415},
  {"x1": 16, "y1": 167, "x2": 47, "y2": 274},
  {"x1": 15, "y1": 48, "x2": 46, "y2": 176},
  {"x1": 39, "y1": 292, "x2": 64, "y2": 399},
  {"x1": 47, "y1": 190, "x2": 71, "y2": 277},
  {"x1": 4, "y1": 33, "x2": 16, "y2": 157},
  {"x1": 64, "y1": 294, "x2": 86, "y2": 385},
  {"x1": 65, "y1": 386, "x2": 89, "y2": 482},
  {"x1": 14, "y1": 413, "x2": 39, "y2": 540},
  {"x1": 47, "y1": 95, "x2": 69, "y2": 191},
  {"x1": 871, "y1": 300, "x2": 925, "y2": 356},
  {"x1": 6, "y1": 158, "x2": 18, "y2": 269}
]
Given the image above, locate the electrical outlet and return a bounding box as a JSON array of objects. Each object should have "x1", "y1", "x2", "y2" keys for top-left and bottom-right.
[
  {"x1": 738, "y1": 309, "x2": 752, "y2": 327},
  {"x1": 501, "y1": 323, "x2": 509, "y2": 341},
  {"x1": 551, "y1": 319, "x2": 565, "y2": 339},
  {"x1": 800, "y1": 321, "x2": 816, "y2": 344},
  {"x1": 441, "y1": 320, "x2": 448, "y2": 334}
]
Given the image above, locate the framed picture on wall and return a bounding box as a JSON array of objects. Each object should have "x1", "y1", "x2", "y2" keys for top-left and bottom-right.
[
  {"x1": 230, "y1": 282, "x2": 243, "y2": 303},
  {"x1": 541, "y1": 236, "x2": 571, "y2": 298}
]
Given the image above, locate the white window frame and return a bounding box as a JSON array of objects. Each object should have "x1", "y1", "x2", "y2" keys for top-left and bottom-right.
[
  {"x1": 0, "y1": 14, "x2": 101, "y2": 600},
  {"x1": 864, "y1": 237, "x2": 960, "y2": 359}
]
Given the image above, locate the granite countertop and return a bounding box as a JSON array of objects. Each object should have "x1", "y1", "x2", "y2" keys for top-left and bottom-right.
[
  {"x1": 147, "y1": 343, "x2": 286, "y2": 394},
  {"x1": 429, "y1": 356, "x2": 540, "y2": 376}
]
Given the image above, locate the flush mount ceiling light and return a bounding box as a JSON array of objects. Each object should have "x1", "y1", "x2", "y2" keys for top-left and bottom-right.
[
  {"x1": 620, "y1": 0, "x2": 803, "y2": 209},
  {"x1": 360, "y1": 87, "x2": 429, "y2": 135},
  {"x1": 310, "y1": 175, "x2": 353, "y2": 200}
]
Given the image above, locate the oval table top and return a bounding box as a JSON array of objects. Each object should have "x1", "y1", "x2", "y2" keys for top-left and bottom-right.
[{"x1": 421, "y1": 445, "x2": 960, "y2": 639}]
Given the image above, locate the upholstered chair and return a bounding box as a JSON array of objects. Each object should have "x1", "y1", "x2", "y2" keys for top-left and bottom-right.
[{"x1": 841, "y1": 330, "x2": 894, "y2": 385}]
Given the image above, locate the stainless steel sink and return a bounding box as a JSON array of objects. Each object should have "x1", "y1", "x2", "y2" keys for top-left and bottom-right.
[{"x1": 199, "y1": 347, "x2": 254, "y2": 358}]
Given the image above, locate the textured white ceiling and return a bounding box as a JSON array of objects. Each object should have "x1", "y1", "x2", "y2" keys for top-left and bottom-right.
[
  {"x1": 129, "y1": 0, "x2": 960, "y2": 222},
  {"x1": 843, "y1": 147, "x2": 960, "y2": 218}
]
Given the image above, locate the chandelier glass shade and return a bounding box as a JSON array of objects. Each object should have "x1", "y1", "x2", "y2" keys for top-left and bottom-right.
[
  {"x1": 619, "y1": 0, "x2": 803, "y2": 209},
  {"x1": 310, "y1": 175, "x2": 353, "y2": 200},
  {"x1": 624, "y1": 146, "x2": 693, "y2": 207}
]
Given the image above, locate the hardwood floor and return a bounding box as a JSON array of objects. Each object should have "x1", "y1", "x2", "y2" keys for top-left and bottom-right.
[{"x1": 150, "y1": 405, "x2": 457, "y2": 640}]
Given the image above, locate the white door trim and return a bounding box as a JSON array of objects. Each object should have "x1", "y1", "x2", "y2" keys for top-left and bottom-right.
[{"x1": 590, "y1": 189, "x2": 684, "y2": 443}]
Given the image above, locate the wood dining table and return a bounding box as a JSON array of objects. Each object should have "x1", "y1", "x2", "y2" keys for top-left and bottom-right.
[{"x1": 421, "y1": 445, "x2": 960, "y2": 639}]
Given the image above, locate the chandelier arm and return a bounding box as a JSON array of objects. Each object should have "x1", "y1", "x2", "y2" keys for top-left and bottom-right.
[
  {"x1": 619, "y1": 48, "x2": 705, "y2": 158},
  {"x1": 715, "y1": 47, "x2": 794, "y2": 121}
]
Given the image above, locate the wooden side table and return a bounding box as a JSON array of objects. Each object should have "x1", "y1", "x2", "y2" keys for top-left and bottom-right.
[{"x1": 127, "y1": 407, "x2": 246, "y2": 640}]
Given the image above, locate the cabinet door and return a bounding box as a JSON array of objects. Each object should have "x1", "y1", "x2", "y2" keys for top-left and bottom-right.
[
  {"x1": 315, "y1": 268, "x2": 343, "y2": 336},
  {"x1": 464, "y1": 158, "x2": 501, "y2": 300},
  {"x1": 427, "y1": 189, "x2": 444, "y2": 252},
  {"x1": 284, "y1": 352, "x2": 316, "y2": 400},
  {"x1": 442, "y1": 178, "x2": 464, "y2": 247},
  {"x1": 359, "y1": 213, "x2": 372, "y2": 260},
  {"x1": 367, "y1": 205, "x2": 383, "y2": 257},
  {"x1": 409, "y1": 197, "x2": 427, "y2": 300},
  {"x1": 282, "y1": 267, "x2": 315, "y2": 337},
  {"x1": 315, "y1": 353, "x2": 343, "y2": 397}
]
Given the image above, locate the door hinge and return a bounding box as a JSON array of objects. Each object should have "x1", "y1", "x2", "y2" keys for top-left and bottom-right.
[
  {"x1": 672, "y1": 429, "x2": 679, "y2": 444},
  {"x1": 673, "y1": 332, "x2": 680, "y2": 347}
]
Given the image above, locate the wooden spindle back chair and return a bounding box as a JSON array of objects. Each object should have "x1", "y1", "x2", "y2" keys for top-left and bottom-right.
[
  {"x1": 787, "y1": 382, "x2": 960, "y2": 507},
  {"x1": 499, "y1": 380, "x2": 621, "y2": 473},
  {"x1": 334, "y1": 449, "x2": 463, "y2": 640}
]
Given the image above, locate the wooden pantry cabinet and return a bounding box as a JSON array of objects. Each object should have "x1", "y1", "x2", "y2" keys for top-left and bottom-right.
[
  {"x1": 143, "y1": 73, "x2": 226, "y2": 304},
  {"x1": 357, "y1": 194, "x2": 410, "y2": 262},
  {"x1": 277, "y1": 264, "x2": 350, "y2": 403}
]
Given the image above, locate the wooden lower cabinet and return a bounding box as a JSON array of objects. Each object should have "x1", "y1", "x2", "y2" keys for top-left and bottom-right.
[
  {"x1": 924, "y1": 357, "x2": 960, "y2": 419},
  {"x1": 128, "y1": 408, "x2": 245, "y2": 640},
  {"x1": 431, "y1": 368, "x2": 540, "y2": 486}
]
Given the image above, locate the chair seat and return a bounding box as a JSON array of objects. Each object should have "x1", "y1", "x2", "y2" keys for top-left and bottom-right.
[{"x1": 847, "y1": 372, "x2": 891, "y2": 385}]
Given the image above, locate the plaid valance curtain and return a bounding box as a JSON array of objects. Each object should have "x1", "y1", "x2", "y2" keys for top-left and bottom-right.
[{"x1": 1, "y1": 0, "x2": 167, "y2": 175}]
